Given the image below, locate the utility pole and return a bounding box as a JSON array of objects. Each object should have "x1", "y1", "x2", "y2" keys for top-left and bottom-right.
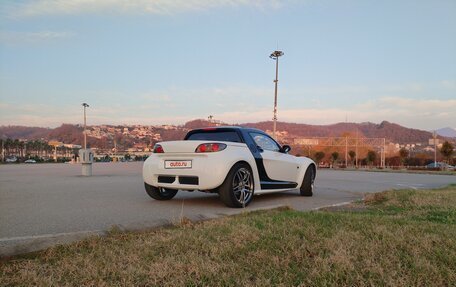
[
  {"x1": 269, "y1": 50, "x2": 284, "y2": 139},
  {"x1": 80, "y1": 103, "x2": 93, "y2": 176},
  {"x1": 355, "y1": 131, "x2": 358, "y2": 168},
  {"x1": 433, "y1": 131, "x2": 437, "y2": 167},
  {"x1": 83, "y1": 103, "x2": 89, "y2": 149},
  {"x1": 345, "y1": 136, "x2": 348, "y2": 167},
  {"x1": 1, "y1": 139, "x2": 4, "y2": 162}
]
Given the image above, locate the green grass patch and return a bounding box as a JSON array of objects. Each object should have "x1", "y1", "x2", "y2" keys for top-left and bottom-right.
[{"x1": 1, "y1": 186, "x2": 456, "y2": 286}]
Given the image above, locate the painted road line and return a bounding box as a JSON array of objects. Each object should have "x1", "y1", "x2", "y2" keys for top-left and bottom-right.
[
  {"x1": 0, "y1": 230, "x2": 104, "y2": 243},
  {"x1": 313, "y1": 201, "x2": 355, "y2": 211}
]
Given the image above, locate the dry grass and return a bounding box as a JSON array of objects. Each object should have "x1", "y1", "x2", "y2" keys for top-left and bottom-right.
[
  {"x1": 1, "y1": 186, "x2": 456, "y2": 286},
  {"x1": 363, "y1": 184, "x2": 456, "y2": 224}
]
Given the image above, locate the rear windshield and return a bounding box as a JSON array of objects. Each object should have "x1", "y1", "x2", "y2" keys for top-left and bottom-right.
[{"x1": 186, "y1": 131, "x2": 242, "y2": 143}]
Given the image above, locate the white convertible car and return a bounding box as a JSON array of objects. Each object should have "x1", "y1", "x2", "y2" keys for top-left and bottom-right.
[{"x1": 143, "y1": 126, "x2": 316, "y2": 208}]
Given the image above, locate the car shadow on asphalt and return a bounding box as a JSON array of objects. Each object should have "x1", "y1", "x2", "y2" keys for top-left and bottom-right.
[{"x1": 144, "y1": 190, "x2": 302, "y2": 209}]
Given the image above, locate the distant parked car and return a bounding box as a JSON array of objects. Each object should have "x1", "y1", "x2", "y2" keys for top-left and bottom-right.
[
  {"x1": 318, "y1": 162, "x2": 330, "y2": 168},
  {"x1": 426, "y1": 162, "x2": 455, "y2": 170},
  {"x1": 24, "y1": 159, "x2": 37, "y2": 163},
  {"x1": 6, "y1": 157, "x2": 17, "y2": 163}
]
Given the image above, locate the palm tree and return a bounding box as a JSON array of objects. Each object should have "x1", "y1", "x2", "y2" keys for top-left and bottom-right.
[
  {"x1": 440, "y1": 141, "x2": 454, "y2": 164},
  {"x1": 314, "y1": 151, "x2": 325, "y2": 164},
  {"x1": 331, "y1": 152, "x2": 339, "y2": 167},
  {"x1": 348, "y1": 150, "x2": 356, "y2": 166},
  {"x1": 13, "y1": 139, "x2": 20, "y2": 156},
  {"x1": 26, "y1": 141, "x2": 33, "y2": 157},
  {"x1": 38, "y1": 140, "x2": 46, "y2": 157},
  {"x1": 0, "y1": 138, "x2": 4, "y2": 161},
  {"x1": 44, "y1": 142, "x2": 52, "y2": 158},
  {"x1": 18, "y1": 141, "x2": 25, "y2": 157},
  {"x1": 5, "y1": 138, "x2": 13, "y2": 156},
  {"x1": 367, "y1": 150, "x2": 377, "y2": 167},
  {"x1": 32, "y1": 140, "x2": 40, "y2": 157},
  {"x1": 399, "y1": 147, "x2": 409, "y2": 167}
]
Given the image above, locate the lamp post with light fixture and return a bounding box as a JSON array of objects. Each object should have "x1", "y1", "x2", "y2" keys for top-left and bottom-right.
[
  {"x1": 433, "y1": 131, "x2": 437, "y2": 168},
  {"x1": 270, "y1": 50, "x2": 284, "y2": 140},
  {"x1": 80, "y1": 102, "x2": 93, "y2": 176},
  {"x1": 82, "y1": 103, "x2": 89, "y2": 149}
]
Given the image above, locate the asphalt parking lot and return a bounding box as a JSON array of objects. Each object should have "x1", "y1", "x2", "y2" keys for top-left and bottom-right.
[{"x1": 1, "y1": 162, "x2": 455, "y2": 256}]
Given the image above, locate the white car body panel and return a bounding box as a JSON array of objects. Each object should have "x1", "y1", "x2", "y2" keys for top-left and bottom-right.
[
  {"x1": 261, "y1": 150, "x2": 300, "y2": 183},
  {"x1": 143, "y1": 141, "x2": 261, "y2": 191}
]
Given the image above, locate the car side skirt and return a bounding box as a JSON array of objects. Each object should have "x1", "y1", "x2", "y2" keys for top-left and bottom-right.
[
  {"x1": 260, "y1": 181, "x2": 298, "y2": 190},
  {"x1": 254, "y1": 188, "x2": 296, "y2": 195}
]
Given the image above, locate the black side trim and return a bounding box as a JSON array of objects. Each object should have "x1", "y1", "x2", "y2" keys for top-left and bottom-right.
[
  {"x1": 260, "y1": 181, "x2": 298, "y2": 190},
  {"x1": 254, "y1": 158, "x2": 282, "y2": 182}
]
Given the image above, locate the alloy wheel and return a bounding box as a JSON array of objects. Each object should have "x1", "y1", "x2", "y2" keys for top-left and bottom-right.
[{"x1": 232, "y1": 168, "x2": 253, "y2": 206}]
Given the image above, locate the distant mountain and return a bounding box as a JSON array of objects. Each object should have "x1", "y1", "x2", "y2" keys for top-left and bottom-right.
[
  {"x1": 357, "y1": 121, "x2": 434, "y2": 143},
  {"x1": 184, "y1": 119, "x2": 218, "y2": 129},
  {"x1": 436, "y1": 127, "x2": 456, "y2": 138},
  {"x1": 0, "y1": 125, "x2": 51, "y2": 139},
  {"x1": 48, "y1": 124, "x2": 84, "y2": 143},
  {"x1": 0, "y1": 124, "x2": 83, "y2": 142},
  {"x1": 241, "y1": 120, "x2": 436, "y2": 144}
]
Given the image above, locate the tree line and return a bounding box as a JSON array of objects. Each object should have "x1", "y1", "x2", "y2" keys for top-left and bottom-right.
[
  {"x1": 307, "y1": 141, "x2": 454, "y2": 168},
  {"x1": 0, "y1": 138, "x2": 77, "y2": 161}
]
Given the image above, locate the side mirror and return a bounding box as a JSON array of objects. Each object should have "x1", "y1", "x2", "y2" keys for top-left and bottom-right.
[{"x1": 281, "y1": 145, "x2": 291, "y2": 154}]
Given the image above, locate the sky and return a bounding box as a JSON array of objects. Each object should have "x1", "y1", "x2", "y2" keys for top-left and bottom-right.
[{"x1": 0, "y1": 0, "x2": 455, "y2": 130}]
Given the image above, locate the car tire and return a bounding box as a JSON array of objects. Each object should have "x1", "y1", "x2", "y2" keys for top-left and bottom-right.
[
  {"x1": 144, "y1": 183, "x2": 178, "y2": 200},
  {"x1": 218, "y1": 163, "x2": 254, "y2": 208},
  {"x1": 300, "y1": 166, "x2": 315, "y2": 196}
]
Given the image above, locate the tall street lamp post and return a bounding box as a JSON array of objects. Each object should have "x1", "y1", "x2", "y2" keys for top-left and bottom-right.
[
  {"x1": 82, "y1": 103, "x2": 89, "y2": 149},
  {"x1": 433, "y1": 131, "x2": 437, "y2": 168},
  {"x1": 270, "y1": 50, "x2": 284, "y2": 140},
  {"x1": 80, "y1": 103, "x2": 93, "y2": 176}
]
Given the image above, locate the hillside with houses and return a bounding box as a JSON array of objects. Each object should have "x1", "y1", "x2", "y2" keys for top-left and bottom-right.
[{"x1": 1, "y1": 119, "x2": 454, "y2": 166}]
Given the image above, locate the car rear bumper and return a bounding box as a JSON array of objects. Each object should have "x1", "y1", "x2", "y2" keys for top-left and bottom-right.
[{"x1": 143, "y1": 152, "x2": 232, "y2": 191}]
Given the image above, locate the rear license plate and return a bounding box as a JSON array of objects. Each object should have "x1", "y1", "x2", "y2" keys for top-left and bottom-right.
[{"x1": 164, "y1": 160, "x2": 192, "y2": 169}]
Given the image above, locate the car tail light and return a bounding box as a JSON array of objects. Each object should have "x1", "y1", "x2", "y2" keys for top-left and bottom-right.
[
  {"x1": 195, "y1": 143, "x2": 227, "y2": 153},
  {"x1": 153, "y1": 144, "x2": 164, "y2": 153}
]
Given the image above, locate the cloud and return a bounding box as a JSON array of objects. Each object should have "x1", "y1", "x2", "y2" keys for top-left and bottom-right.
[
  {"x1": 8, "y1": 0, "x2": 283, "y2": 17},
  {"x1": 215, "y1": 97, "x2": 456, "y2": 129},
  {"x1": 136, "y1": 86, "x2": 271, "y2": 111},
  {"x1": 382, "y1": 83, "x2": 425, "y2": 93},
  {"x1": 0, "y1": 103, "x2": 80, "y2": 127},
  {"x1": 0, "y1": 31, "x2": 73, "y2": 44},
  {"x1": 378, "y1": 97, "x2": 456, "y2": 111},
  {"x1": 440, "y1": 80, "x2": 456, "y2": 90},
  {"x1": 301, "y1": 85, "x2": 370, "y2": 95}
]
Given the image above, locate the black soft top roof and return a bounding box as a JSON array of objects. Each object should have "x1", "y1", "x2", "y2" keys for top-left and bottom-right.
[
  {"x1": 188, "y1": 126, "x2": 264, "y2": 133},
  {"x1": 184, "y1": 126, "x2": 266, "y2": 141}
]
